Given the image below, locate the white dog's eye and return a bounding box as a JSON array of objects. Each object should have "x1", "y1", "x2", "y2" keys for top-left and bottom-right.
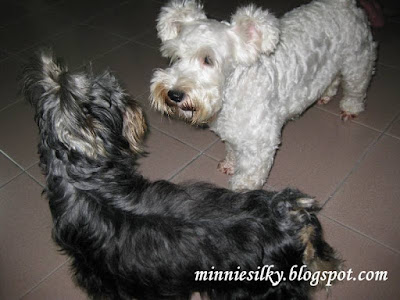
[
  {"x1": 203, "y1": 55, "x2": 213, "y2": 66},
  {"x1": 170, "y1": 56, "x2": 181, "y2": 66}
]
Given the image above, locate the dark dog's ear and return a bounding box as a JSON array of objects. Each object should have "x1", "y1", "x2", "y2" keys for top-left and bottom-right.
[
  {"x1": 122, "y1": 102, "x2": 147, "y2": 154},
  {"x1": 157, "y1": 0, "x2": 207, "y2": 43},
  {"x1": 230, "y1": 5, "x2": 280, "y2": 65}
]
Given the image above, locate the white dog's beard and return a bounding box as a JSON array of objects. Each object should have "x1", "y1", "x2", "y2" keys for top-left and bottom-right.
[
  {"x1": 178, "y1": 99, "x2": 197, "y2": 119},
  {"x1": 150, "y1": 81, "x2": 217, "y2": 124}
]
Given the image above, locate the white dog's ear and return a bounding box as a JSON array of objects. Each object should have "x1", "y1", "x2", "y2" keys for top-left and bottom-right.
[
  {"x1": 157, "y1": 0, "x2": 207, "y2": 42},
  {"x1": 230, "y1": 5, "x2": 280, "y2": 64}
]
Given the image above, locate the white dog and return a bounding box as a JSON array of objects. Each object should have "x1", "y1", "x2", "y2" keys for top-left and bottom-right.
[{"x1": 150, "y1": 0, "x2": 376, "y2": 190}]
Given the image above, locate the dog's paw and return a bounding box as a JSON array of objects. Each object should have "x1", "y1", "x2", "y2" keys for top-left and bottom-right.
[
  {"x1": 317, "y1": 96, "x2": 331, "y2": 105},
  {"x1": 230, "y1": 174, "x2": 265, "y2": 191},
  {"x1": 340, "y1": 111, "x2": 357, "y2": 121},
  {"x1": 217, "y1": 160, "x2": 234, "y2": 175}
]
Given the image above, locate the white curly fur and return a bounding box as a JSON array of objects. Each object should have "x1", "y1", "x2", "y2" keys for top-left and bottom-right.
[
  {"x1": 157, "y1": 0, "x2": 207, "y2": 43},
  {"x1": 151, "y1": 0, "x2": 377, "y2": 190}
]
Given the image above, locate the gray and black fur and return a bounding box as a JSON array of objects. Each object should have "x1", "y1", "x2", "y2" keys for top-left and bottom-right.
[{"x1": 22, "y1": 49, "x2": 341, "y2": 300}]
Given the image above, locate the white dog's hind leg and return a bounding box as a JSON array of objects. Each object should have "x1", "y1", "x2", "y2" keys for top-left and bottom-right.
[
  {"x1": 318, "y1": 75, "x2": 341, "y2": 105},
  {"x1": 339, "y1": 48, "x2": 376, "y2": 120},
  {"x1": 217, "y1": 142, "x2": 235, "y2": 175}
]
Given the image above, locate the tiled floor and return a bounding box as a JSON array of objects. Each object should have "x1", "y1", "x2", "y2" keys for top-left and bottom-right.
[{"x1": 0, "y1": 0, "x2": 399, "y2": 299}]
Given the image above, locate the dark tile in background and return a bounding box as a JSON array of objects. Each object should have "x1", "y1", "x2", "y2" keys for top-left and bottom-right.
[{"x1": 0, "y1": 175, "x2": 67, "y2": 299}]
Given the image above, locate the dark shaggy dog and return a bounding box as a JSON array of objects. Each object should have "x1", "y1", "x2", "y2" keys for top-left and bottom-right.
[{"x1": 22, "y1": 49, "x2": 341, "y2": 300}]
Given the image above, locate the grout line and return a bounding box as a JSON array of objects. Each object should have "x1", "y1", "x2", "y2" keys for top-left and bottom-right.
[
  {"x1": 0, "y1": 50, "x2": 17, "y2": 63},
  {"x1": 168, "y1": 152, "x2": 203, "y2": 182},
  {"x1": 0, "y1": 149, "x2": 25, "y2": 171},
  {"x1": 384, "y1": 131, "x2": 400, "y2": 141},
  {"x1": 19, "y1": 260, "x2": 69, "y2": 299},
  {"x1": 0, "y1": 150, "x2": 25, "y2": 190},
  {"x1": 0, "y1": 150, "x2": 41, "y2": 176},
  {"x1": 321, "y1": 213, "x2": 400, "y2": 255},
  {"x1": 349, "y1": 119, "x2": 388, "y2": 133},
  {"x1": 167, "y1": 137, "x2": 221, "y2": 182},
  {"x1": 84, "y1": 19, "x2": 156, "y2": 44},
  {"x1": 381, "y1": 111, "x2": 400, "y2": 140},
  {"x1": 134, "y1": 90, "x2": 150, "y2": 100},
  {"x1": 382, "y1": 111, "x2": 400, "y2": 135},
  {"x1": 25, "y1": 173, "x2": 45, "y2": 188},
  {"x1": 71, "y1": 39, "x2": 132, "y2": 71},
  {"x1": 91, "y1": 39, "x2": 131, "y2": 59},
  {"x1": 129, "y1": 38, "x2": 159, "y2": 51},
  {"x1": 263, "y1": 184, "x2": 276, "y2": 191},
  {"x1": 202, "y1": 137, "x2": 221, "y2": 153},
  {"x1": 86, "y1": 20, "x2": 158, "y2": 51},
  {"x1": 25, "y1": 169, "x2": 45, "y2": 188},
  {"x1": 84, "y1": 23, "x2": 134, "y2": 42},
  {"x1": 25, "y1": 159, "x2": 40, "y2": 170},
  {"x1": 315, "y1": 105, "x2": 385, "y2": 134},
  {"x1": 321, "y1": 132, "x2": 382, "y2": 207},
  {"x1": 0, "y1": 172, "x2": 24, "y2": 190},
  {"x1": 2, "y1": 50, "x2": 27, "y2": 63},
  {"x1": 203, "y1": 153, "x2": 219, "y2": 162},
  {"x1": 12, "y1": 25, "x2": 80, "y2": 57},
  {"x1": 129, "y1": 28, "x2": 157, "y2": 42},
  {"x1": 202, "y1": 139, "x2": 223, "y2": 162},
  {"x1": 377, "y1": 62, "x2": 400, "y2": 71},
  {"x1": 0, "y1": 150, "x2": 45, "y2": 190},
  {"x1": 322, "y1": 111, "x2": 400, "y2": 208},
  {"x1": 148, "y1": 125, "x2": 209, "y2": 153},
  {"x1": 77, "y1": 0, "x2": 131, "y2": 26},
  {"x1": 0, "y1": 98, "x2": 23, "y2": 113}
]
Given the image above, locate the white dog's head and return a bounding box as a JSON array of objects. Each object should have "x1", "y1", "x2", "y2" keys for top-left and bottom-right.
[{"x1": 150, "y1": 0, "x2": 280, "y2": 124}]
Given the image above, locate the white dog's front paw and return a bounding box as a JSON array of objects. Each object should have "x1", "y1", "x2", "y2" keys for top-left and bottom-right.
[
  {"x1": 217, "y1": 159, "x2": 235, "y2": 175},
  {"x1": 230, "y1": 174, "x2": 264, "y2": 191},
  {"x1": 340, "y1": 110, "x2": 357, "y2": 121},
  {"x1": 317, "y1": 96, "x2": 331, "y2": 105}
]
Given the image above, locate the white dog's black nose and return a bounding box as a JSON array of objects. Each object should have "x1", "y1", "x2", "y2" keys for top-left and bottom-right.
[{"x1": 168, "y1": 90, "x2": 185, "y2": 103}]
